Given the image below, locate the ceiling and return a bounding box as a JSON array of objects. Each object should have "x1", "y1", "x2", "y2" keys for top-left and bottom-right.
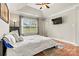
[
  {"x1": 26, "y1": 3, "x2": 53, "y2": 10},
  {"x1": 7, "y1": 3, "x2": 78, "y2": 18}
]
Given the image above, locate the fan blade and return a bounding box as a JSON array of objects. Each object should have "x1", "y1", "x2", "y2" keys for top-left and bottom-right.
[
  {"x1": 45, "y1": 5, "x2": 50, "y2": 8},
  {"x1": 36, "y1": 3, "x2": 42, "y2": 5},
  {"x1": 40, "y1": 7, "x2": 42, "y2": 9},
  {"x1": 46, "y1": 3, "x2": 50, "y2": 4}
]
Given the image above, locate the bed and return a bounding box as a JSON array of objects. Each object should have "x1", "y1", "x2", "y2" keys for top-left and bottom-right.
[{"x1": 6, "y1": 35, "x2": 56, "y2": 56}]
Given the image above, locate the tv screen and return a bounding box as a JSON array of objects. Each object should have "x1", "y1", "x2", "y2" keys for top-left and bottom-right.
[{"x1": 52, "y1": 17, "x2": 62, "y2": 24}]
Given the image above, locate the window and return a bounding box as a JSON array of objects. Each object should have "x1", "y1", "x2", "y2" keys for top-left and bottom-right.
[{"x1": 21, "y1": 16, "x2": 38, "y2": 35}]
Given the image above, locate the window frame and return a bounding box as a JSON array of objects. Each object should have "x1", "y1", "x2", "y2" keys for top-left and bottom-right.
[{"x1": 20, "y1": 16, "x2": 39, "y2": 35}]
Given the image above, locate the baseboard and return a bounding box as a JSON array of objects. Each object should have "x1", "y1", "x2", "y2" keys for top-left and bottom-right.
[{"x1": 52, "y1": 37, "x2": 78, "y2": 46}]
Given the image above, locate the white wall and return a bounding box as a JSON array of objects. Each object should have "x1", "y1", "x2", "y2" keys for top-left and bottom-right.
[
  {"x1": 10, "y1": 13, "x2": 20, "y2": 27},
  {"x1": 44, "y1": 8, "x2": 76, "y2": 44},
  {"x1": 38, "y1": 18, "x2": 45, "y2": 36},
  {"x1": 0, "y1": 18, "x2": 9, "y2": 39},
  {"x1": 76, "y1": 6, "x2": 79, "y2": 45}
]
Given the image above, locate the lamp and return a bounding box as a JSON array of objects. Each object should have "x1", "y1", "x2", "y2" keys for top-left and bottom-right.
[{"x1": 12, "y1": 19, "x2": 17, "y2": 29}]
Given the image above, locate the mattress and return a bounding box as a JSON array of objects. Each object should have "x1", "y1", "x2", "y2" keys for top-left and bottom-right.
[{"x1": 6, "y1": 35, "x2": 56, "y2": 56}]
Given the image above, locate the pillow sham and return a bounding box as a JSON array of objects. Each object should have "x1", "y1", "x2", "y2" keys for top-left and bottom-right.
[
  {"x1": 12, "y1": 33, "x2": 19, "y2": 42},
  {"x1": 3, "y1": 34, "x2": 16, "y2": 45},
  {"x1": 10, "y1": 30, "x2": 19, "y2": 42}
]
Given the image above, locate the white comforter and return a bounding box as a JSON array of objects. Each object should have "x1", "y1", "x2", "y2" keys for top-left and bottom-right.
[{"x1": 6, "y1": 35, "x2": 56, "y2": 56}]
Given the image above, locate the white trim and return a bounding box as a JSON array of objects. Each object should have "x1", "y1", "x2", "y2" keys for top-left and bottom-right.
[
  {"x1": 52, "y1": 37, "x2": 78, "y2": 46},
  {"x1": 47, "y1": 4, "x2": 79, "y2": 19},
  {"x1": 10, "y1": 11, "x2": 41, "y2": 18}
]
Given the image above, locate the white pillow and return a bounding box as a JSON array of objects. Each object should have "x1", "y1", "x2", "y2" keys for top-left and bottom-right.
[
  {"x1": 4, "y1": 34, "x2": 16, "y2": 45},
  {"x1": 10, "y1": 30, "x2": 19, "y2": 42},
  {"x1": 10, "y1": 30, "x2": 19, "y2": 36},
  {"x1": 17, "y1": 36, "x2": 24, "y2": 42},
  {"x1": 12, "y1": 33, "x2": 19, "y2": 42}
]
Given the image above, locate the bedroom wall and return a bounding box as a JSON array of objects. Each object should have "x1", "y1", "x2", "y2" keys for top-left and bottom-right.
[
  {"x1": 38, "y1": 18, "x2": 45, "y2": 36},
  {"x1": 44, "y1": 7, "x2": 76, "y2": 44},
  {"x1": 0, "y1": 18, "x2": 9, "y2": 39},
  {"x1": 76, "y1": 6, "x2": 79, "y2": 45},
  {"x1": 10, "y1": 13, "x2": 20, "y2": 27}
]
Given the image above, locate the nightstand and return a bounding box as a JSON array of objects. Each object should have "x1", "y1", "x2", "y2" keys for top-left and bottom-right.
[{"x1": 0, "y1": 40, "x2": 3, "y2": 56}]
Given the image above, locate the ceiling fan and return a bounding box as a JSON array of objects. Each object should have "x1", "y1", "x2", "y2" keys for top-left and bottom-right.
[{"x1": 36, "y1": 3, "x2": 50, "y2": 9}]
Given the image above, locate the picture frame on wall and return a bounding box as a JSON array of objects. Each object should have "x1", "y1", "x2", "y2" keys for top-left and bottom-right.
[{"x1": 0, "y1": 3, "x2": 9, "y2": 23}]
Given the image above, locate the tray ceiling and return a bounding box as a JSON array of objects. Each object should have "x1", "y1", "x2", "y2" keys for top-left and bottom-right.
[{"x1": 7, "y1": 3, "x2": 78, "y2": 18}]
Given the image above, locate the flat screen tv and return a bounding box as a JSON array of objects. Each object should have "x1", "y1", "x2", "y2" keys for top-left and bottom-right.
[{"x1": 52, "y1": 17, "x2": 62, "y2": 25}]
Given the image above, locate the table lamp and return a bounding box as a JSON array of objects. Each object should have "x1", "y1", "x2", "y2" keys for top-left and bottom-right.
[{"x1": 13, "y1": 19, "x2": 17, "y2": 28}]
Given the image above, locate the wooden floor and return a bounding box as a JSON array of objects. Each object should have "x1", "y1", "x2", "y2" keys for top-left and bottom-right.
[{"x1": 35, "y1": 40, "x2": 79, "y2": 56}]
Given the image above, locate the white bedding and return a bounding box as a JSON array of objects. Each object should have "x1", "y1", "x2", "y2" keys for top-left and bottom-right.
[{"x1": 6, "y1": 35, "x2": 56, "y2": 56}]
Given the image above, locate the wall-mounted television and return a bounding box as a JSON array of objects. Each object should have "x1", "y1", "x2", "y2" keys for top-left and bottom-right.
[{"x1": 52, "y1": 17, "x2": 62, "y2": 25}]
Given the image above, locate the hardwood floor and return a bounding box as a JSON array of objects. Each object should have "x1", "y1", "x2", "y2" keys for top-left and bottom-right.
[{"x1": 35, "y1": 40, "x2": 79, "y2": 56}]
